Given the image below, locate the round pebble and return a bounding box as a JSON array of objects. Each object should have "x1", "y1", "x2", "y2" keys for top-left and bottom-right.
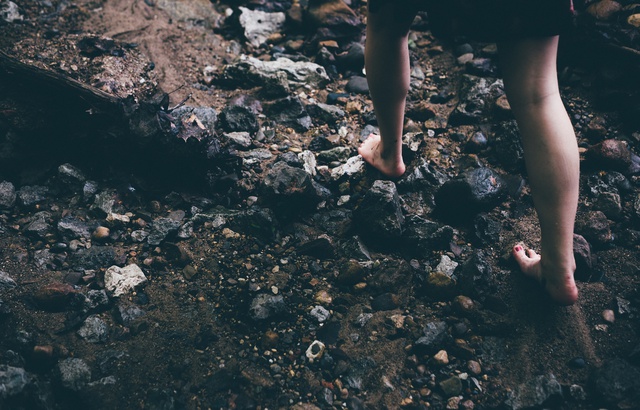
[
  {"x1": 433, "y1": 350, "x2": 449, "y2": 366},
  {"x1": 602, "y1": 309, "x2": 615, "y2": 324},
  {"x1": 92, "y1": 226, "x2": 110, "y2": 240},
  {"x1": 467, "y1": 360, "x2": 482, "y2": 375}
]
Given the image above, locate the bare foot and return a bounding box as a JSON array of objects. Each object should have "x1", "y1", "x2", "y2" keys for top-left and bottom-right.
[
  {"x1": 357, "y1": 134, "x2": 406, "y2": 178},
  {"x1": 512, "y1": 245, "x2": 578, "y2": 306}
]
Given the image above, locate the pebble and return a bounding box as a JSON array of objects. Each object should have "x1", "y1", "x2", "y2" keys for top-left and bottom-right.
[
  {"x1": 454, "y1": 295, "x2": 475, "y2": 313},
  {"x1": 467, "y1": 360, "x2": 482, "y2": 375},
  {"x1": 104, "y1": 264, "x2": 147, "y2": 297},
  {"x1": 629, "y1": 13, "x2": 640, "y2": 28},
  {"x1": 92, "y1": 226, "x2": 110, "y2": 241},
  {"x1": 602, "y1": 309, "x2": 615, "y2": 323},
  {"x1": 446, "y1": 396, "x2": 462, "y2": 410},
  {"x1": 439, "y1": 376, "x2": 462, "y2": 397},
  {"x1": 433, "y1": 350, "x2": 449, "y2": 366},
  {"x1": 310, "y1": 305, "x2": 331, "y2": 323}
]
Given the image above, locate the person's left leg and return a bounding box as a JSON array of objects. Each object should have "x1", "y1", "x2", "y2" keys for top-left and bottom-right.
[{"x1": 358, "y1": 3, "x2": 417, "y2": 177}]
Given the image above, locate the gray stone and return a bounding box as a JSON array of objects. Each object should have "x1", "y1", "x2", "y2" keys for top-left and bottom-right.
[
  {"x1": 355, "y1": 313, "x2": 373, "y2": 327},
  {"x1": 0, "y1": 365, "x2": 29, "y2": 398},
  {"x1": 72, "y1": 246, "x2": 117, "y2": 270},
  {"x1": 435, "y1": 167, "x2": 507, "y2": 221},
  {"x1": 317, "y1": 147, "x2": 351, "y2": 164},
  {"x1": 171, "y1": 106, "x2": 218, "y2": 134},
  {"x1": 0, "y1": 271, "x2": 16, "y2": 290},
  {"x1": 222, "y1": 57, "x2": 330, "y2": 91},
  {"x1": 130, "y1": 230, "x2": 149, "y2": 242},
  {"x1": 57, "y1": 216, "x2": 93, "y2": 240},
  {"x1": 310, "y1": 305, "x2": 331, "y2": 323},
  {"x1": 83, "y1": 181, "x2": 99, "y2": 201},
  {"x1": 219, "y1": 105, "x2": 259, "y2": 133},
  {"x1": 345, "y1": 76, "x2": 369, "y2": 95},
  {"x1": 414, "y1": 321, "x2": 448, "y2": 354},
  {"x1": 115, "y1": 302, "x2": 146, "y2": 326},
  {"x1": 58, "y1": 163, "x2": 87, "y2": 188},
  {"x1": 91, "y1": 190, "x2": 116, "y2": 218},
  {"x1": 147, "y1": 217, "x2": 182, "y2": 246},
  {"x1": 85, "y1": 289, "x2": 110, "y2": 311},
  {"x1": 573, "y1": 234, "x2": 594, "y2": 281},
  {"x1": 250, "y1": 294, "x2": 287, "y2": 320},
  {"x1": 238, "y1": 7, "x2": 286, "y2": 47},
  {"x1": 306, "y1": 103, "x2": 346, "y2": 125},
  {"x1": 24, "y1": 211, "x2": 52, "y2": 240},
  {"x1": 473, "y1": 213, "x2": 502, "y2": 245},
  {"x1": 449, "y1": 75, "x2": 504, "y2": 125},
  {"x1": 33, "y1": 249, "x2": 55, "y2": 268},
  {"x1": 400, "y1": 157, "x2": 448, "y2": 190},
  {"x1": 0, "y1": 181, "x2": 16, "y2": 209},
  {"x1": 439, "y1": 376, "x2": 463, "y2": 397},
  {"x1": 0, "y1": 1, "x2": 22, "y2": 23},
  {"x1": 262, "y1": 162, "x2": 318, "y2": 208},
  {"x1": 17, "y1": 185, "x2": 48, "y2": 207},
  {"x1": 459, "y1": 251, "x2": 495, "y2": 297},
  {"x1": 435, "y1": 255, "x2": 458, "y2": 277},
  {"x1": 330, "y1": 155, "x2": 366, "y2": 181},
  {"x1": 225, "y1": 131, "x2": 252, "y2": 149},
  {"x1": 77, "y1": 315, "x2": 109, "y2": 343},
  {"x1": 504, "y1": 374, "x2": 563, "y2": 410},
  {"x1": 56, "y1": 358, "x2": 91, "y2": 391},
  {"x1": 265, "y1": 96, "x2": 312, "y2": 132},
  {"x1": 355, "y1": 180, "x2": 404, "y2": 241}
]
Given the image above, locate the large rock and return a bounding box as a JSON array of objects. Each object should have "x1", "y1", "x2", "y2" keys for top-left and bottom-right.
[
  {"x1": 0, "y1": 365, "x2": 29, "y2": 399},
  {"x1": 238, "y1": 7, "x2": 286, "y2": 47},
  {"x1": 0, "y1": 181, "x2": 16, "y2": 209},
  {"x1": 449, "y1": 75, "x2": 504, "y2": 125},
  {"x1": 265, "y1": 96, "x2": 313, "y2": 132},
  {"x1": 262, "y1": 162, "x2": 323, "y2": 213},
  {"x1": 55, "y1": 358, "x2": 91, "y2": 391},
  {"x1": 222, "y1": 57, "x2": 330, "y2": 93},
  {"x1": 403, "y1": 215, "x2": 454, "y2": 255},
  {"x1": 435, "y1": 167, "x2": 507, "y2": 222},
  {"x1": 104, "y1": 264, "x2": 147, "y2": 297},
  {"x1": 492, "y1": 120, "x2": 524, "y2": 172},
  {"x1": 592, "y1": 358, "x2": 640, "y2": 408},
  {"x1": 354, "y1": 180, "x2": 404, "y2": 242},
  {"x1": 504, "y1": 374, "x2": 563, "y2": 410}
]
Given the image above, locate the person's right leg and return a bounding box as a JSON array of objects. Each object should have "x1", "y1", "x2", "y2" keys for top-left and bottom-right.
[
  {"x1": 358, "y1": 3, "x2": 417, "y2": 177},
  {"x1": 498, "y1": 37, "x2": 579, "y2": 305}
]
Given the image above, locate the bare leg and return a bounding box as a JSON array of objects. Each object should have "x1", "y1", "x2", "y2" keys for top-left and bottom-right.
[
  {"x1": 499, "y1": 37, "x2": 579, "y2": 305},
  {"x1": 358, "y1": 4, "x2": 417, "y2": 177}
]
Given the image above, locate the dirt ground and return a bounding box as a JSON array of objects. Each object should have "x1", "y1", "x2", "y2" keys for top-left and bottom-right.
[{"x1": 1, "y1": 0, "x2": 640, "y2": 409}]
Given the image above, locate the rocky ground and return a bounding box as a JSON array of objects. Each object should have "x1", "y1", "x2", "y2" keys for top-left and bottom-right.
[{"x1": 1, "y1": 0, "x2": 640, "y2": 409}]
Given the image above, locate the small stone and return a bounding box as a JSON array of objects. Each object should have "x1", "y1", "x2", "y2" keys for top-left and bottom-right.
[
  {"x1": 355, "y1": 313, "x2": 373, "y2": 327},
  {"x1": 435, "y1": 255, "x2": 458, "y2": 277},
  {"x1": 569, "y1": 384, "x2": 587, "y2": 401},
  {"x1": 629, "y1": 13, "x2": 640, "y2": 28},
  {"x1": 249, "y1": 294, "x2": 287, "y2": 320},
  {"x1": 92, "y1": 226, "x2": 110, "y2": 241},
  {"x1": 460, "y1": 399, "x2": 475, "y2": 410},
  {"x1": 345, "y1": 76, "x2": 369, "y2": 94},
  {"x1": 56, "y1": 358, "x2": 91, "y2": 391},
  {"x1": 306, "y1": 340, "x2": 325, "y2": 363},
  {"x1": 602, "y1": 309, "x2": 615, "y2": 324},
  {"x1": 314, "y1": 290, "x2": 332, "y2": 305},
  {"x1": 433, "y1": 350, "x2": 449, "y2": 366},
  {"x1": 104, "y1": 264, "x2": 147, "y2": 297},
  {"x1": 587, "y1": 0, "x2": 622, "y2": 20},
  {"x1": 454, "y1": 296, "x2": 476, "y2": 313},
  {"x1": 447, "y1": 396, "x2": 462, "y2": 410},
  {"x1": 77, "y1": 315, "x2": 109, "y2": 343},
  {"x1": 467, "y1": 360, "x2": 482, "y2": 375},
  {"x1": 310, "y1": 305, "x2": 331, "y2": 323},
  {"x1": 0, "y1": 365, "x2": 29, "y2": 398},
  {"x1": 504, "y1": 373, "x2": 562, "y2": 410},
  {"x1": 262, "y1": 330, "x2": 279, "y2": 349},
  {"x1": 439, "y1": 376, "x2": 462, "y2": 397},
  {"x1": 0, "y1": 181, "x2": 16, "y2": 209},
  {"x1": 568, "y1": 357, "x2": 586, "y2": 369}
]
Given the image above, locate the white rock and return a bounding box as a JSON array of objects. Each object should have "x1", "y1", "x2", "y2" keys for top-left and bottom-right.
[
  {"x1": 299, "y1": 150, "x2": 317, "y2": 176},
  {"x1": 310, "y1": 305, "x2": 331, "y2": 323},
  {"x1": 224, "y1": 57, "x2": 330, "y2": 90},
  {"x1": 305, "y1": 340, "x2": 325, "y2": 363},
  {"x1": 1, "y1": 1, "x2": 23, "y2": 23},
  {"x1": 104, "y1": 264, "x2": 147, "y2": 297},
  {"x1": 436, "y1": 255, "x2": 458, "y2": 277},
  {"x1": 238, "y1": 7, "x2": 286, "y2": 47},
  {"x1": 331, "y1": 155, "x2": 365, "y2": 180}
]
